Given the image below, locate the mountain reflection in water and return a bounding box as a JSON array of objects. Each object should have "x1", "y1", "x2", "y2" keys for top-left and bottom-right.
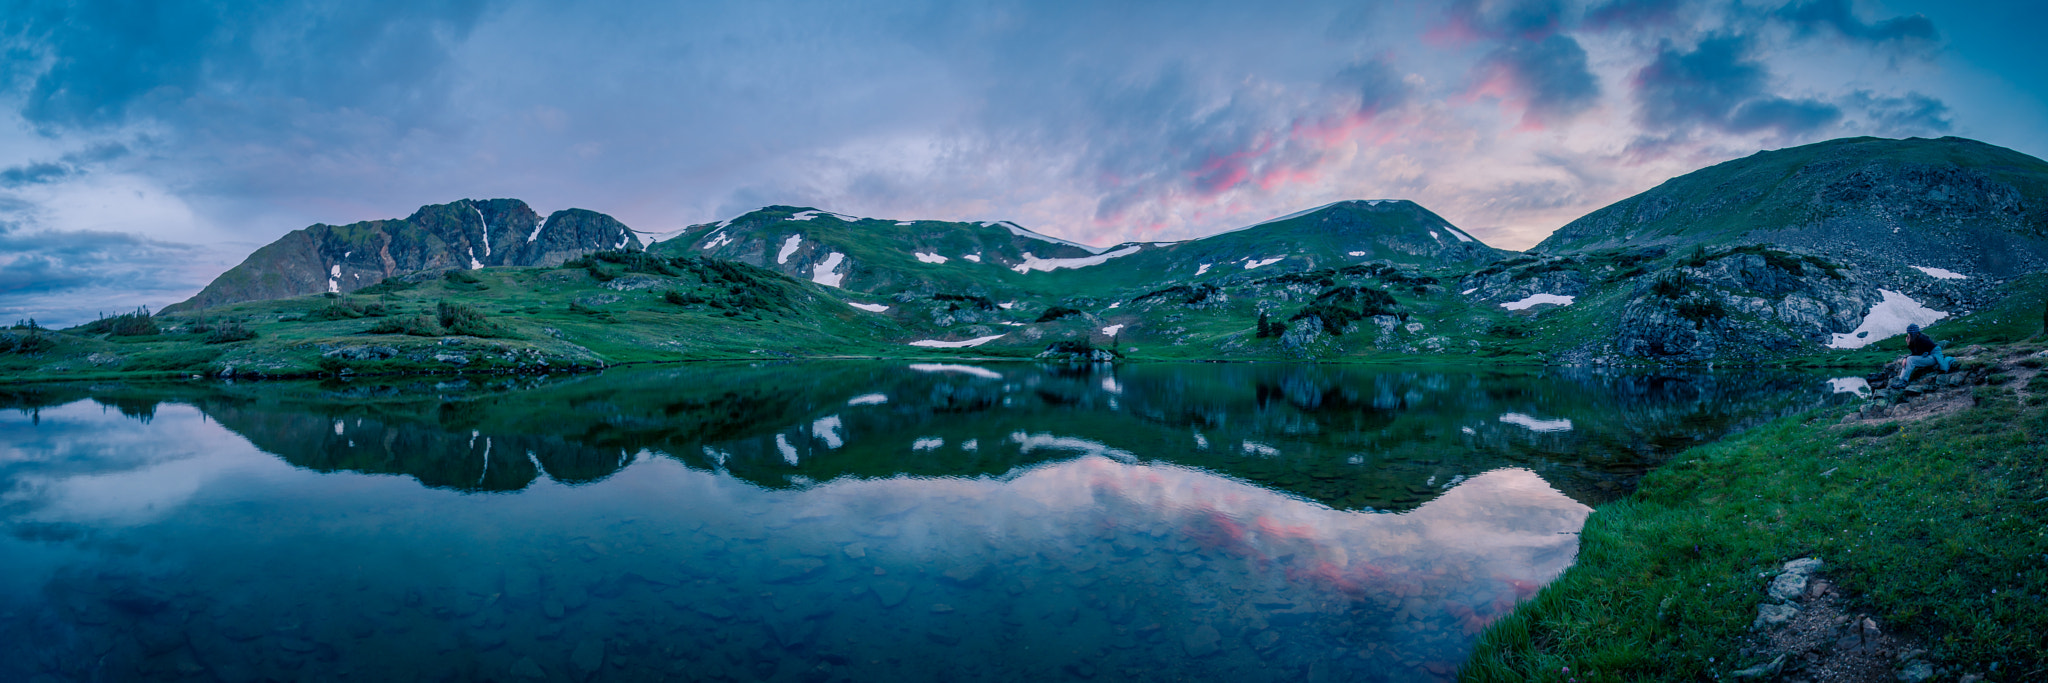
[{"x1": 0, "y1": 363, "x2": 1843, "y2": 682}]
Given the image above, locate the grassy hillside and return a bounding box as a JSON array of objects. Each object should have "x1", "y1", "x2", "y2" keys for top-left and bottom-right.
[{"x1": 1463, "y1": 333, "x2": 2048, "y2": 681}]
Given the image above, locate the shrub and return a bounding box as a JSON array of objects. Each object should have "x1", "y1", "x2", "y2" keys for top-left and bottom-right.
[
  {"x1": 932, "y1": 293, "x2": 997, "y2": 311},
  {"x1": 1035, "y1": 306, "x2": 1083, "y2": 323},
  {"x1": 437, "y1": 301, "x2": 505, "y2": 337},
  {"x1": 1648, "y1": 272, "x2": 1690, "y2": 299},
  {"x1": 0, "y1": 330, "x2": 56, "y2": 354},
  {"x1": 356, "y1": 277, "x2": 418, "y2": 295},
  {"x1": 1287, "y1": 285, "x2": 1400, "y2": 336},
  {"x1": 204, "y1": 321, "x2": 257, "y2": 344},
  {"x1": 1133, "y1": 284, "x2": 1219, "y2": 306},
  {"x1": 1673, "y1": 295, "x2": 1727, "y2": 323},
  {"x1": 306, "y1": 297, "x2": 389, "y2": 321},
  {"x1": 77, "y1": 308, "x2": 158, "y2": 336},
  {"x1": 366, "y1": 315, "x2": 443, "y2": 336}
]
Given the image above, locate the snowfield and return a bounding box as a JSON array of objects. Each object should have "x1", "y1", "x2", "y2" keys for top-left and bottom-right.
[
  {"x1": 907, "y1": 335, "x2": 1006, "y2": 349},
  {"x1": 1500, "y1": 293, "x2": 1574, "y2": 310},
  {"x1": 1011, "y1": 245, "x2": 1142, "y2": 273},
  {"x1": 1828, "y1": 377, "x2": 1871, "y2": 395},
  {"x1": 846, "y1": 393, "x2": 889, "y2": 406},
  {"x1": 1500, "y1": 413, "x2": 1573, "y2": 433},
  {"x1": 777, "y1": 235, "x2": 803, "y2": 264},
  {"x1": 1828, "y1": 289, "x2": 1948, "y2": 349},
  {"x1": 847, "y1": 302, "x2": 889, "y2": 313},
  {"x1": 1910, "y1": 265, "x2": 1967, "y2": 280},
  {"x1": 811, "y1": 252, "x2": 848, "y2": 287},
  {"x1": 1101, "y1": 324, "x2": 1124, "y2": 336},
  {"x1": 1243, "y1": 257, "x2": 1284, "y2": 270},
  {"x1": 913, "y1": 252, "x2": 948, "y2": 264}
]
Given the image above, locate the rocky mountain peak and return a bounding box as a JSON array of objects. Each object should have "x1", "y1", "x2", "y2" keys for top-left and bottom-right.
[{"x1": 163, "y1": 199, "x2": 641, "y2": 313}]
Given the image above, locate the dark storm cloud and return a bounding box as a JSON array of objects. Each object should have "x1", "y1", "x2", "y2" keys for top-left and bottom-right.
[
  {"x1": 0, "y1": 142, "x2": 128, "y2": 188},
  {"x1": 3, "y1": 0, "x2": 494, "y2": 131},
  {"x1": 0, "y1": 162, "x2": 71, "y2": 188},
  {"x1": 1334, "y1": 58, "x2": 1416, "y2": 118},
  {"x1": 1583, "y1": 0, "x2": 1688, "y2": 31},
  {"x1": 1774, "y1": 0, "x2": 1938, "y2": 46},
  {"x1": 1725, "y1": 97, "x2": 1842, "y2": 134},
  {"x1": 1436, "y1": 0, "x2": 1566, "y2": 41},
  {"x1": 0, "y1": 224, "x2": 202, "y2": 301},
  {"x1": 1631, "y1": 33, "x2": 1837, "y2": 137},
  {"x1": 1477, "y1": 34, "x2": 1601, "y2": 127},
  {"x1": 1847, "y1": 91, "x2": 1954, "y2": 135}
]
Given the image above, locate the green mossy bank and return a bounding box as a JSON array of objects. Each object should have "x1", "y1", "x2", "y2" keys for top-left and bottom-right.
[{"x1": 1463, "y1": 339, "x2": 2048, "y2": 681}]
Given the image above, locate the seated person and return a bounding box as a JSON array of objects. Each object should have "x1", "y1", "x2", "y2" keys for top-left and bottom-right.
[{"x1": 1897, "y1": 323, "x2": 1951, "y2": 384}]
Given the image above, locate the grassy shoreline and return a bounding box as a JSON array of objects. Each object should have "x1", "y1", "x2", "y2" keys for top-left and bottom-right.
[{"x1": 1463, "y1": 340, "x2": 2048, "y2": 682}]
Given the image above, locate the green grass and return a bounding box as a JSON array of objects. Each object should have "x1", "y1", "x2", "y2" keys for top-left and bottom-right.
[{"x1": 1464, "y1": 356, "x2": 2048, "y2": 681}]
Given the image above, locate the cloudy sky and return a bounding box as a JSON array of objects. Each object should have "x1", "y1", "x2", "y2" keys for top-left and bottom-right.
[{"x1": 2, "y1": 0, "x2": 2044, "y2": 324}]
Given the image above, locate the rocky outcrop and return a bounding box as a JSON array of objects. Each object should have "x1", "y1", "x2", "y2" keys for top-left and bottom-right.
[{"x1": 164, "y1": 199, "x2": 641, "y2": 312}]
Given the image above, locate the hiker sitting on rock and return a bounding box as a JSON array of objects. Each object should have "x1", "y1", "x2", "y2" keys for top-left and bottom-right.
[{"x1": 1896, "y1": 324, "x2": 1951, "y2": 385}]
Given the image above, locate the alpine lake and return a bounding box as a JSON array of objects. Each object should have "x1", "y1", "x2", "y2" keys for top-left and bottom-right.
[{"x1": 0, "y1": 362, "x2": 1858, "y2": 682}]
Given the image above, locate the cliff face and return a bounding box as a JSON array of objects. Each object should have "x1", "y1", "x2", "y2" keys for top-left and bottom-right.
[{"x1": 164, "y1": 199, "x2": 641, "y2": 313}]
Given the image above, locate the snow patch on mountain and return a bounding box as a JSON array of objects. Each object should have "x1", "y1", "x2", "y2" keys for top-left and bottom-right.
[
  {"x1": 1910, "y1": 265, "x2": 1967, "y2": 280},
  {"x1": 1500, "y1": 413, "x2": 1573, "y2": 432},
  {"x1": 914, "y1": 252, "x2": 948, "y2": 264},
  {"x1": 1443, "y1": 226, "x2": 1476, "y2": 243},
  {"x1": 1828, "y1": 377, "x2": 1871, "y2": 396},
  {"x1": 993, "y1": 221, "x2": 1104, "y2": 254},
  {"x1": 328, "y1": 265, "x2": 340, "y2": 294},
  {"x1": 1244, "y1": 257, "x2": 1284, "y2": 270},
  {"x1": 908, "y1": 335, "x2": 1006, "y2": 349},
  {"x1": 1500, "y1": 293, "x2": 1574, "y2": 310},
  {"x1": 1101, "y1": 324, "x2": 1124, "y2": 336},
  {"x1": 963, "y1": 253, "x2": 981, "y2": 263},
  {"x1": 1012, "y1": 245, "x2": 1142, "y2": 273},
  {"x1": 701, "y1": 231, "x2": 732, "y2": 250},
  {"x1": 847, "y1": 302, "x2": 889, "y2": 313},
  {"x1": 1828, "y1": 289, "x2": 1948, "y2": 349},
  {"x1": 847, "y1": 393, "x2": 888, "y2": 406},
  {"x1": 528, "y1": 214, "x2": 548, "y2": 243},
  {"x1": 1195, "y1": 264, "x2": 1212, "y2": 276},
  {"x1": 777, "y1": 235, "x2": 803, "y2": 264},
  {"x1": 812, "y1": 252, "x2": 848, "y2": 287},
  {"x1": 472, "y1": 203, "x2": 491, "y2": 258}
]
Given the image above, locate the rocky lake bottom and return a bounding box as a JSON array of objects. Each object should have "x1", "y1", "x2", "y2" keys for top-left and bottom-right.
[{"x1": 0, "y1": 362, "x2": 1857, "y2": 682}]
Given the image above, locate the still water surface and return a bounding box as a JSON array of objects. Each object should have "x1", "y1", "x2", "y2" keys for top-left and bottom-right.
[{"x1": 0, "y1": 363, "x2": 1847, "y2": 682}]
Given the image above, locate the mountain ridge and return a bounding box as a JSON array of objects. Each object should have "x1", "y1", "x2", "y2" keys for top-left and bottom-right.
[{"x1": 163, "y1": 199, "x2": 642, "y2": 313}]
